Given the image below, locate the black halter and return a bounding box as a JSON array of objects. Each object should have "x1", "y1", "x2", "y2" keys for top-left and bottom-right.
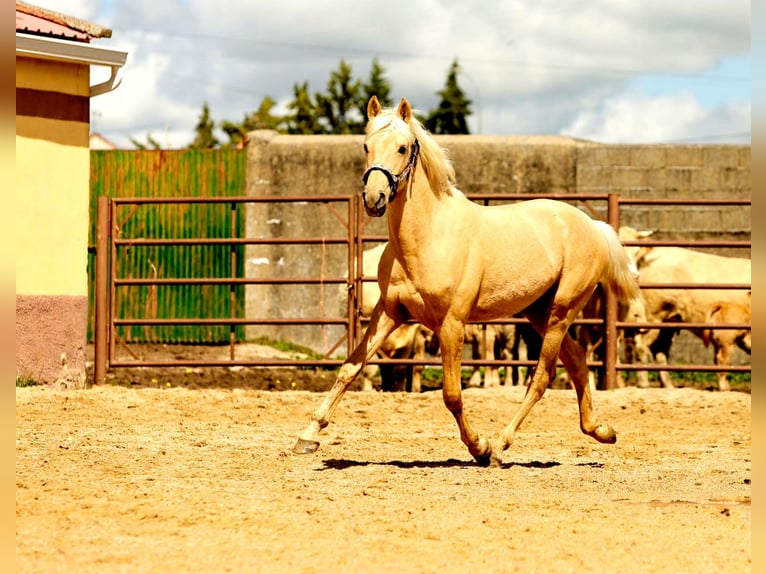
[{"x1": 361, "y1": 138, "x2": 420, "y2": 203}]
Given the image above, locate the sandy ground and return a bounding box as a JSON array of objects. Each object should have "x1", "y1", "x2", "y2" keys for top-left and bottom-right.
[{"x1": 16, "y1": 378, "x2": 750, "y2": 573}]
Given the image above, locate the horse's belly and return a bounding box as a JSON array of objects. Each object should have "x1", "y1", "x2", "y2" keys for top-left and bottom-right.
[
  {"x1": 470, "y1": 274, "x2": 556, "y2": 320},
  {"x1": 390, "y1": 256, "x2": 557, "y2": 326}
]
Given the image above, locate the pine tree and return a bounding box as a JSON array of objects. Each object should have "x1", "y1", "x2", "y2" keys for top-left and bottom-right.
[
  {"x1": 130, "y1": 133, "x2": 162, "y2": 149},
  {"x1": 286, "y1": 82, "x2": 325, "y2": 134},
  {"x1": 189, "y1": 102, "x2": 220, "y2": 148},
  {"x1": 425, "y1": 59, "x2": 472, "y2": 135},
  {"x1": 315, "y1": 59, "x2": 362, "y2": 134},
  {"x1": 359, "y1": 58, "x2": 392, "y2": 120},
  {"x1": 247, "y1": 96, "x2": 285, "y2": 131},
  {"x1": 221, "y1": 96, "x2": 285, "y2": 147},
  {"x1": 220, "y1": 120, "x2": 247, "y2": 148}
]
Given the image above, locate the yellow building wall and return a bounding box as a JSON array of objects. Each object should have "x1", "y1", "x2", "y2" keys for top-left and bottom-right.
[
  {"x1": 15, "y1": 135, "x2": 90, "y2": 296},
  {"x1": 16, "y1": 54, "x2": 92, "y2": 386},
  {"x1": 15, "y1": 56, "x2": 90, "y2": 297}
]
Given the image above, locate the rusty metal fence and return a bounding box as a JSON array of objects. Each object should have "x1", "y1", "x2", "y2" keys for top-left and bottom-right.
[
  {"x1": 93, "y1": 193, "x2": 751, "y2": 388},
  {"x1": 89, "y1": 148, "x2": 247, "y2": 343}
]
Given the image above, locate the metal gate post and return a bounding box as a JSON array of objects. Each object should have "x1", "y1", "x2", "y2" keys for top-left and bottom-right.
[
  {"x1": 347, "y1": 195, "x2": 357, "y2": 357},
  {"x1": 604, "y1": 193, "x2": 620, "y2": 389},
  {"x1": 94, "y1": 195, "x2": 110, "y2": 384},
  {"x1": 353, "y1": 194, "x2": 365, "y2": 354}
]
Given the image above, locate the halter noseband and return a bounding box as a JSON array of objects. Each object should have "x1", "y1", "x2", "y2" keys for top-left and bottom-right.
[{"x1": 361, "y1": 138, "x2": 420, "y2": 203}]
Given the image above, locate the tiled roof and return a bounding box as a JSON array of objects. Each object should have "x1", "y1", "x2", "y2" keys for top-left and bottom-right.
[
  {"x1": 16, "y1": 11, "x2": 90, "y2": 41},
  {"x1": 16, "y1": 1, "x2": 111, "y2": 42}
]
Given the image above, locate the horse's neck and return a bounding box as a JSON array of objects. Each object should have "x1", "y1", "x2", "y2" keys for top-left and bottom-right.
[{"x1": 386, "y1": 171, "x2": 443, "y2": 263}]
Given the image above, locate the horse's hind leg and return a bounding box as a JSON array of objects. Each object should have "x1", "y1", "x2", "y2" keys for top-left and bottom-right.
[
  {"x1": 361, "y1": 364, "x2": 377, "y2": 391},
  {"x1": 651, "y1": 327, "x2": 676, "y2": 388},
  {"x1": 484, "y1": 327, "x2": 501, "y2": 387},
  {"x1": 293, "y1": 301, "x2": 398, "y2": 454},
  {"x1": 491, "y1": 290, "x2": 616, "y2": 462},
  {"x1": 558, "y1": 334, "x2": 616, "y2": 443},
  {"x1": 713, "y1": 340, "x2": 733, "y2": 392},
  {"x1": 489, "y1": 309, "x2": 566, "y2": 463}
]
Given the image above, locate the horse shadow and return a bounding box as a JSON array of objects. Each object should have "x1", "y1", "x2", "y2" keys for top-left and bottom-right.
[{"x1": 320, "y1": 458, "x2": 603, "y2": 471}]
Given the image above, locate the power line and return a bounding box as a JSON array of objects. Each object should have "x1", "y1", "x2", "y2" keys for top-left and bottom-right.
[{"x1": 119, "y1": 27, "x2": 750, "y2": 84}]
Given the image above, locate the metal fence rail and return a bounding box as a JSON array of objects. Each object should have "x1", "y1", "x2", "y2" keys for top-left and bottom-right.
[{"x1": 94, "y1": 193, "x2": 751, "y2": 388}]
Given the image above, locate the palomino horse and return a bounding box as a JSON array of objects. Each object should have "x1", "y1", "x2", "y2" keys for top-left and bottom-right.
[{"x1": 294, "y1": 96, "x2": 640, "y2": 467}]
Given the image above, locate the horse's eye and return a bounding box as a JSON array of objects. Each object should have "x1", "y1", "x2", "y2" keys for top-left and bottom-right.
[
  {"x1": 398, "y1": 145, "x2": 407, "y2": 154},
  {"x1": 363, "y1": 144, "x2": 369, "y2": 154}
]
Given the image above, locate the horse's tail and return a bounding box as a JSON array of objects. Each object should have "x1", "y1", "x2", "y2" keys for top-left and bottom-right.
[{"x1": 594, "y1": 220, "x2": 641, "y2": 303}]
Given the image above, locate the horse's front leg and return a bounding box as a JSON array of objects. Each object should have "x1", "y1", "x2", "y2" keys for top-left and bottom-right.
[
  {"x1": 439, "y1": 319, "x2": 492, "y2": 466},
  {"x1": 293, "y1": 300, "x2": 399, "y2": 454}
]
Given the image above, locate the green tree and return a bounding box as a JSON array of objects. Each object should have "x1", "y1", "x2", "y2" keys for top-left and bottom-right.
[
  {"x1": 285, "y1": 82, "x2": 325, "y2": 134},
  {"x1": 358, "y1": 58, "x2": 392, "y2": 120},
  {"x1": 220, "y1": 119, "x2": 248, "y2": 148},
  {"x1": 189, "y1": 102, "x2": 220, "y2": 149},
  {"x1": 221, "y1": 96, "x2": 286, "y2": 147},
  {"x1": 425, "y1": 59, "x2": 472, "y2": 134},
  {"x1": 315, "y1": 59, "x2": 362, "y2": 134},
  {"x1": 130, "y1": 132, "x2": 162, "y2": 149},
  {"x1": 247, "y1": 96, "x2": 285, "y2": 131}
]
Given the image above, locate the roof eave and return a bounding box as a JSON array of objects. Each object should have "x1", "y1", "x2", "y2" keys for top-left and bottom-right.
[
  {"x1": 17, "y1": 32, "x2": 126, "y2": 66},
  {"x1": 16, "y1": 32, "x2": 127, "y2": 97}
]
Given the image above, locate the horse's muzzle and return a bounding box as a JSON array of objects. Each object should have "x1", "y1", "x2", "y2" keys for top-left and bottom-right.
[{"x1": 362, "y1": 190, "x2": 387, "y2": 217}]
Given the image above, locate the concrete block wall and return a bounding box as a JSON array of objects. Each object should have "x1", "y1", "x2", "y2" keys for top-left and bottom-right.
[
  {"x1": 577, "y1": 144, "x2": 751, "y2": 250},
  {"x1": 245, "y1": 131, "x2": 750, "y2": 369}
]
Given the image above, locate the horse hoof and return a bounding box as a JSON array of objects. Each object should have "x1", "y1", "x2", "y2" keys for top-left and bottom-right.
[
  {"x1": 472, "y1": 439, "x2": 495, "y2": 467},
  {"x1": 593, "y1": 424, "x2": 617, "y2": 444},
  {"x1": 474, "y1": 451, "x2": 492, "y2": 467},
  {"x1": 293, "y1": 438, "x2": 320, "y2": 454}
]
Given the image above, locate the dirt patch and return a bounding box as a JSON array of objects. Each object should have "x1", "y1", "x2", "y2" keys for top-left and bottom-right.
[{"x1": 17, "y1": 378, "x2": 750, "y2": 572}]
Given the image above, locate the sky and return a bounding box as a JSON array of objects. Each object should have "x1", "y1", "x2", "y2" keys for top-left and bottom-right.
[{"x1": 33, "y1": 0, "x2": 751, "y2": 149}]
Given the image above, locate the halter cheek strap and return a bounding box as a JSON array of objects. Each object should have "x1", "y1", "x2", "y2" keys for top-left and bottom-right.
[{"x1": 361, "y1": 138, "x2": 420, "y2": 203}]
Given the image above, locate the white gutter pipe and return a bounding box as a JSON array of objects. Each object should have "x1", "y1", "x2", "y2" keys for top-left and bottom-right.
[{"x1": 16, "y1": 33, "x2": 128, "y2": 97}]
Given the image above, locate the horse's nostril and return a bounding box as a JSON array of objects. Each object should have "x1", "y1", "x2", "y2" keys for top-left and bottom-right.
[{"x1": 378, "y1": 192, "x2": 385, "y2": 203}]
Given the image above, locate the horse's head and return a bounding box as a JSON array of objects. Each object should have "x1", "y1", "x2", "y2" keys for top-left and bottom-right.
[
  {"x1": 618, "y1": 226, "x2": 655, "y2": 269},
  {"x1": 361, "y1": 96, "x2": 420, "y2": 217}
]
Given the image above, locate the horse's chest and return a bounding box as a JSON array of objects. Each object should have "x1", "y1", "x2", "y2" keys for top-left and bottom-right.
[{"x1": 388, "y1": 270, "x2": 453, "y2": 327}]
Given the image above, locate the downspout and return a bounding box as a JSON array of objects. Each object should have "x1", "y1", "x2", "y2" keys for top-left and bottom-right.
[
  {"x1": 16, "y1": 33, "x2": 128, "y2": 97},
  {"x1": 89, "y1": 64, "x2": 123, "y2": 97}
]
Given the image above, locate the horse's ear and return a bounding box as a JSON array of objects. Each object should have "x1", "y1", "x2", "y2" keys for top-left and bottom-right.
[
  {"x1": 618, "y1": 226, "x2": 654, "y2": 241},
  {"x1": 397, "y1": 98, "x2": 412, "y2": 122},
  {"x1": 367, "y1": 96, "x2": 381, "y2": 119}
]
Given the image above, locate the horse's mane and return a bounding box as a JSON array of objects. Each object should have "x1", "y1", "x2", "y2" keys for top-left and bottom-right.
[{"x1": 366, "y1": 109, "x2": 457, "y2": 195}]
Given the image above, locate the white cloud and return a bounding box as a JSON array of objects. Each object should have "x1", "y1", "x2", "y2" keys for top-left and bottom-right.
[
  {"x1": 30, "y1": 0, "x2": 751, "y2": 146},
  {"x1": 560, "y1": 91, "x2": 751, "y2": 143},
  {"x1": 90, "y1": 35, "x2": 200, "y2": 147}
]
